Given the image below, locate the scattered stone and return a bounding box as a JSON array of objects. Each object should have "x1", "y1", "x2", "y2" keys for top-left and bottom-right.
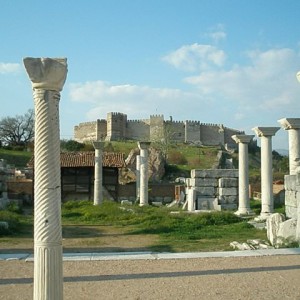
[
  {"x1": 266, "y1": 213, "x2": 285, "y2": 246},
  {"x1": 121, "y1": 200, "x2": 133, "y2": 205}
]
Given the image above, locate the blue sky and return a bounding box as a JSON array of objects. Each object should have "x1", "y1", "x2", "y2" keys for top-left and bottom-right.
[{"x1": 1, "y1": 0, "x2": 300, "y2": 149}]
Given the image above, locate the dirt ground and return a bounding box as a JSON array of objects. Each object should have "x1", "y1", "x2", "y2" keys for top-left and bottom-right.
[{"x1": 1, "y1": 254, "x2": 300, "y2": 300}]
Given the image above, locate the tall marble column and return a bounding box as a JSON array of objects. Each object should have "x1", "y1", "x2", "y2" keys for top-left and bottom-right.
[
  {"x1": 136, "y1": 155, "x2": 141, "y2": 202},
  {"x1": 23, "y1": 57, "x2": 67, "y2": 300},
  {"x1": 252, "y1": 127, "x2": 280, "y2": 218},
  {"x1": 232, "y1": 134, "x2": 254, "y2": 215},
  {"x1": 278, "y1": 118, "x2": 300, "y2": 175},
  {"x1": 93, "y1": 141, "x2": 104, "y2": 205},
  {"x1": 138, "y1": 142, "x2": 150, "y2": 206}
]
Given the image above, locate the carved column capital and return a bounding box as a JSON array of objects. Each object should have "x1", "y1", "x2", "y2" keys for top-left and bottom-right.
[
  {"x1": 252, "y1": 127, "x2": 280, "y2": 137},
  {"x1": 23, "y1": 57, "x2": 67, "y2": 91},
  {"x1": 278, "y1": 118, "x2": 300, "y2": 130},
  {"x1": 232, "y1": 134, "x2": 254, "y2": 144}
]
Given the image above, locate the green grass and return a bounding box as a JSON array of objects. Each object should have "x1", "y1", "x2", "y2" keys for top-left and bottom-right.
[
  {"x1": 0, "y1": 148, "x2": 32, "y2": 168},
  {"x1": 61, "y1": 200, "x2": 267, "y2": 252}
]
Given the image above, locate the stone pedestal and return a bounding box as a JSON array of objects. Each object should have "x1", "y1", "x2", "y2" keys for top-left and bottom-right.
[
  {"x1": 93, "y1": 141, "x2": 104, "y2": 205},
  {"x1": 138, "y1": 142, "x2": 151, "y2": 206},
  {"x1": 253, "y1": 127, "x2": 280, "y2": 218},
  {"x1": 24, "y1": 57, "x2": 67, "y2": 300},
  {"x1": 278, "y1": 118, "x2": 300, "y2": 175},
  {"x1": 232, "y1": 134, "x2": 254, "y2": 215},
  {"x1": 136, "y1": 155, "x2": 141, "y2": 201}
]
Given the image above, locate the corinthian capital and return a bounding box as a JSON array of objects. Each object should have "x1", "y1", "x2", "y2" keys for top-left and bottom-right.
[{"x1": 23, "y1": 57, "x2": 67, "y2": 91}]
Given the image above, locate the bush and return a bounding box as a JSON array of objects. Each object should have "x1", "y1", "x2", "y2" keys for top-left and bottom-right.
[
  {"x1": 167, "y1": 150, "x2": 187, "y2": 165},
  {"x1": 0, "y1": 210, "x2": 23, "y2": 235}
]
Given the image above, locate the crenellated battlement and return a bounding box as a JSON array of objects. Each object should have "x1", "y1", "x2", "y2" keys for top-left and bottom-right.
[{"x1": 74, "y1": 111, "x2": 241, "y2": 148}]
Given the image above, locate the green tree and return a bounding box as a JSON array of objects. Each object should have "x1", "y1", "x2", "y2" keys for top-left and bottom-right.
[{"x1": 61, "y1": 139, "x2": 84, "y2": 152}]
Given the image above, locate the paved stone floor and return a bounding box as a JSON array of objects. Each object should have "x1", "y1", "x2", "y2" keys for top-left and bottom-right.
[{"x1": 1, "y1": 249, "x2": 300, "y2": 300}]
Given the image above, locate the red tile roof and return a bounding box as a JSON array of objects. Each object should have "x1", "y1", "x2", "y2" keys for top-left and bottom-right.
[{"x1": 28, "y1": 152, "x2": 125, "y2": 168}]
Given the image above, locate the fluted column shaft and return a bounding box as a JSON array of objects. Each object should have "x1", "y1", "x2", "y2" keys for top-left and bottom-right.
[
  {"x1": 24, "y1": 57, "x2": 67, "y2": 300},
  {"x1": 93, "y1": 141, "x2": 104, "y2": 205},
  {"x1": 232, "y1": 135, "x2": 254, "y2": 215},
  {"x1": 253, "y1": 127, "x2": 279, "y2": 218},
  {"x1": 138, "y1": 142, "x2": 150, "y2": 206}
]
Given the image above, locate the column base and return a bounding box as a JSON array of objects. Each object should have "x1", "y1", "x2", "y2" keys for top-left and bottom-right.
[{"x1": 234, "y1": 209, "x2": 255, "y2": 216}]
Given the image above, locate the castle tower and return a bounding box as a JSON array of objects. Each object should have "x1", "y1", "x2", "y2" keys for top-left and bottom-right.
[
  {"x1": 106, "y1": 112, "x2": 127, "y2": 141},
  {"x1": 150, "y1": 114, "x2": 164, "y2": 142}
]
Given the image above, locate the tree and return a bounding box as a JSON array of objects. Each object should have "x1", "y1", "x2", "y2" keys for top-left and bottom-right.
[
  {"x1": 60, "y1": 139, "x2": 84, "y2": 151},
  {"x1": 0, "y1": 109, "x2": 34, "y2": 147}
]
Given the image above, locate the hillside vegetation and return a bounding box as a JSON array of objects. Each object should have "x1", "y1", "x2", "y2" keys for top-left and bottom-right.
[{"x1": 0, "y1": 140, "x2": 288, "y2": 183}]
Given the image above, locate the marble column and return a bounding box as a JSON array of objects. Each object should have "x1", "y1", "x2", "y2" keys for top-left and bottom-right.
[
  {"x1": 136, "y1": 155, "x2": 141, "y2": 202},
  {"x1": 24, "y1": 57, "x2": 67, "y2": 300},
  {"x1": 278, "y1": 118, "x2": 300, "y2": 175},
  {"x1": 232, "y1": 134, "x2": 254, "y2": 215},
  {"x1": 138, "y1": 142, "x2": 150, "y2": 206},
  {"x1": 252, "y1": 126, "x2": 280, "y2": 218},
  {"x1": 93, "y1": 141, "x2": 104, "y2": 205}
]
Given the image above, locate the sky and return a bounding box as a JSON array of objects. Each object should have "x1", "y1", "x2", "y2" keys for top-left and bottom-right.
[{"x1": 1, "y1": 0, "x2": 300, "y2": 150}]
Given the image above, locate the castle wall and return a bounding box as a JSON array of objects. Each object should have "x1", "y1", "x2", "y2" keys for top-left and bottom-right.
[
  {"x1": 74, "y1": 121, "x2": 97, "y2": 143},
  {"x1": 224, "y1": 127, "x2": 244, "y2": 148},
  {"x1": 106, "y1": 112, "x2": 127, "y2": 141},
  {"x1": 73, "y1": 112, "x2": 242, "y2": 148},
  {"x1": 150, "y1": 115, "x2": 165, "y2": 142},
  {"x1": 185, "y1": 121, "x2": 201, "y2": 144},
  {"x1": 200, "y1": 124, "x2": 224, "y2": 146},
  {"x1": 126, "y1": 119, "x2": 150, "y2": 140},
  {"x1": 96, "y1": 119, "x2": 107, "y2": 140},
  {"x1": 166, "y1": 121, "x2": 185, "y2": 142}
]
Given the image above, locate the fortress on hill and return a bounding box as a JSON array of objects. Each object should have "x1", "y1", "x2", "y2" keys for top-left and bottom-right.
[{"x1": 74, "y1": 112, "x2": 244, "y2": 148}]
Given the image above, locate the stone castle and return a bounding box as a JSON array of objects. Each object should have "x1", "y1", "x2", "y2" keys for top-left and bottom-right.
[{"x1": 74, "y1": 112, "x2": 244, "y2": 148}]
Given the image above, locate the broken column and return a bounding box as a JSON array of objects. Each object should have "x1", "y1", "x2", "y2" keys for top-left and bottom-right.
[
  {"x1": 93, "y1": 141, "x2": 104, "y2": 205},
  {"x1": 278, "y1": 118, "x2": 300, "y2": 175},
  {"x1": 232, "y1": 134, "x2": 254, "y2": 215},
  {"x1": 252, "y1": 126, "x2": 280, "y2": 218},
  {"x1": 136, "y1": 155, "x2": 141, "y2": 202},
  {"x1": 24, "y1": 57, "x2": 67, "y2": 300},
  {"x1": 138, "y1": 142, "x2": 150, "y2": 206}
]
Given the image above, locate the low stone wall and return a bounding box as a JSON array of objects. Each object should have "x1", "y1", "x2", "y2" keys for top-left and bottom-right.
[
  {"x1": 186, "y1": 169, "x2": 239, "y2": 210},
  {"x1": 118, "y1": 182, "x2": 175, "y2": 204},
  {"x1": 284, "y1": 174, "x2": 300, "y2": 219}
]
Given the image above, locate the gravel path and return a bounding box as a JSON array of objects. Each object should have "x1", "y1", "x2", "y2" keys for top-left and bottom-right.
[{"x1": 1, "y1": 254, "x2": 300, "y2": 300}]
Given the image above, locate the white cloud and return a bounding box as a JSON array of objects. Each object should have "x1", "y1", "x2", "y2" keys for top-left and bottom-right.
[
  {"x1": 184, "y1": 48, "x2": 300, "y2": 113},
  {"x1": 68, "y1": 80, "x2": 209, "y2": 121},
  {"x1": 206, "y1": 24, "x2": 227, "y2": 43},
  {"x1": 0, "y1": 62, "x2": 21, "y2": 74},
  {"x1": 162, "y1": 43, "x2": 226, "y2": 72}
]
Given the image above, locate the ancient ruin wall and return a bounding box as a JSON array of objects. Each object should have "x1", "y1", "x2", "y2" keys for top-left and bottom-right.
[
  {"x1": 106, "y1": 112, "x2": 127, "y2": 141},
  {"x1": 200, "y1": 124, "x2": 224, "y2": 146},
  {"x1": 284, "y1": 174, "x2": 299, "y2": 219},
  {"x1": 74, "y1": 121, "x2": 97, "y2": 142},
  {"x1": 126, "y1": 119, "x2": 150, "y2": 140},
  {"x1": 150, "y1": 115, "x2": 165, "y2": 142},
  {"x1": 184, "y1": 121, "x2": 201, "y2": 144},
  {"x1": 166, "y1": 120, "x2": 185, "y2": 142},
  {"x1": 74, "y1": 112, "x2": 242, "y2": 147}
]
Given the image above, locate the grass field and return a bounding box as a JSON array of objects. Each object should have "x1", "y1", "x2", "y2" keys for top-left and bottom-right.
[{"x1": 0, "y1": 200, "x2": 274, "y2": 253}]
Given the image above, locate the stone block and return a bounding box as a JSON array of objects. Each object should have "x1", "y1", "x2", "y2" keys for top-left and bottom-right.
[
  {"x1": 191, "y1": 169, "x2": 238, "y2": 179},
  {"x1": 284, "y1": 175, "x2": 297, "y2": 191},
  {"x1": 277, "y1": 218, "x2": 297, "y2": 244},
  {"x1": 218, "y1": 188, "x2": 237, "y2": 196},
  {"x1": 266, "y1": 213, "x2": 285, "y2": 246},
  {"x1": 163, "y1": 197, "x2": 173, "y2": 204},
  {"x1": 219, "y1": 195, "x2": 237, "y2": 204},
  {"x1": 221, "y1": 203, "x2": 237, "y2": 210},
  {"x1": 194, "y1": 187, "x2": 216, "y2": 196},
  {"x1": 190, "y1": 178, "x2": 218, "y2": 187},
  {"x1": 285, "y1": 206, "x2": 298, "y2": 219},
  {"x1": 285, "y1": 190, "x2": 298, "y2": 208},
  {"x1": 218, "y1": 178, "x2": 238, "y2": 188},
  {"x1": 196, "y1": 197, "x2": 216, "y2": 210}
]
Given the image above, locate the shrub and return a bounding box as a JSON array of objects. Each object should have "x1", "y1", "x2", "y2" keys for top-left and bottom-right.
[{"x1": 167, "y1": 150, "x2": 187, "y2": 165}]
